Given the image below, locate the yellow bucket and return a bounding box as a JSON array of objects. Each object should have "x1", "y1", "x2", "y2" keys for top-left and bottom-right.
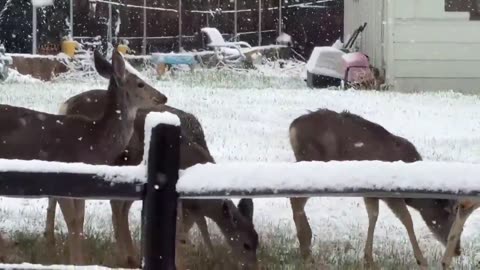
[
  {"x1": 61, "y1": 40, "x2": 77, "y2": 57},
  {"x1": 117, "y1": 44, "x2": 129, "y2": 55}
]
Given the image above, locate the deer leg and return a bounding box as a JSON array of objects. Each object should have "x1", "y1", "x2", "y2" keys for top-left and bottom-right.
[
  {"x1": 441, "y1": 201, "x2": 478, "y2": 270},
  {"x1": 110, "y1": 200, "x2": 130, "y2": 267},
  {"x1": 0, "y1": 232, "x2": 6, "y2": 262},
  {"x1": 384, "y1": 198, "x2": 427, "y2": 269},
  {"x1": 176, "y1": 201, "x2": 187, "y2": 270},
  {"x1": 363, "y1": 197, "x2": 379, "y2": 269},
  {"x1": 195, "y1": 215, "x2": 214, "y2": 254},
  {"x1": 110, "y1": 200, "x2": 138, "y2": 268},
  {"x1": 74, "y1": 199, "x2": 85, "y2": 238},
  {"x1": 57, "y1": 198, "x2": 85, "y2": 265},
  {"x1": 45, "y1": 197, "x2": 57, "y2": 248},
  {"x1": 181, "y1": 208, "x2": 197, "y2": 247},
  {"x1": 120, "y1": 200, "x2": 138, "y2": 268},
  {"x1": 290, "y1": 197, "x2": 312, "y2": 260}
]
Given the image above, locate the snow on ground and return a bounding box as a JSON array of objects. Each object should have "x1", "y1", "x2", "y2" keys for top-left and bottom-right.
[
  {"x1": 4, "y1": 69, "x2": 42, "y2": 84},
  {"x1": 0, "y1": 69, "x2": 480, "y2": 267}
]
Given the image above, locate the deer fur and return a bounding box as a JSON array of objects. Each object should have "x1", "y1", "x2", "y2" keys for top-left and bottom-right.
[{"x1": 288, "y1": 109, "x2": 459, "y2": 269}]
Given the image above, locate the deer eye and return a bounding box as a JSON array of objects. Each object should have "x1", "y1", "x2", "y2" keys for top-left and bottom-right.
[{"x1": 138, "y1": 82, "x2": 145, "y2": 88}]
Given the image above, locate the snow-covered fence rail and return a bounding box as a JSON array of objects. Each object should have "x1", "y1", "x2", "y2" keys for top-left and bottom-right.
[
  {"x1": 0, "y1": 113, "x2": 182, "y2": 270},
  {"x1": 0, "y1": 160, "x2": 144, "y2": 199},
  {"x1": 177, "y1": 160, "x2": 480, "y2": 200}
]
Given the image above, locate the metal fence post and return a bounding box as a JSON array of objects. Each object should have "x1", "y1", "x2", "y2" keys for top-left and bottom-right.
[
  {"x1": 234, "y1": 0, "x2": 238, "y2": 41},
  {"x1": 142, "y1": 123, "x2": 181, "y2": 270},
  {"x1": 178, "y1": 0, "x2": 183, "y2": 50},
  {"x1": 278, "y1": 0, "x2": 282, "y2": 35},
  {"x1": 69, "y1": 0, "x2": 73, "y2": 39},
  {"x1": 142, "y1": 0, "x2": 147, "y2": 55},
  {"x1": 108, "y1": 3, "x2": 112, "y2": 45},
  {"x1": 32, "y1": 6, "x2": 37, "y2": 54},
  {"x1": 258, "y1": 0, "x2": 262, "y2": 46}
]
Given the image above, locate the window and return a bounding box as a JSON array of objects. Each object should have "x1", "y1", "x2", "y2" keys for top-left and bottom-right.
[{"x1": 445, "y1": 0, "x2": 480, "y2": 20}]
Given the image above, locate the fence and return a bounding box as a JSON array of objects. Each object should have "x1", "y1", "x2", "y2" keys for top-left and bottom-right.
[
  {"x1": 166, "y1": 127, "x2": 480, "y2": 270},
  {"x1": 29, "y1": 0, "x2": 343, "y2": 57},
  {"x1": 3, "y1": 112, "x2": 478, "y2": 269}
]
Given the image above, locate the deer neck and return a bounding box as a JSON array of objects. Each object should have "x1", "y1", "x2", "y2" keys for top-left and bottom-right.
[
  {"x1": 196, "y1": 200, "x2": 237, "y2": 238},
  {"x1": 95, "y1": 79, "x2": 138, "y2": 158}
]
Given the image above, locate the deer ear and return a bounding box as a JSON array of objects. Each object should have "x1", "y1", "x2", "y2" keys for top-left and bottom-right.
[
  {"x1": 111, "y1": 51, "x2": 126, "y2": 84},
  {"x1": 237, "y1": 198, "x2": 254, "y2": 222},
  {"x1": 93, "y1": 50, "x2": 113, "y2": 79}
]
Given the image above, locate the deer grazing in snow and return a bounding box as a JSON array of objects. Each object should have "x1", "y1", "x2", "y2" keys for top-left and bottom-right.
[
  {"x1": 0, "y1": 50, "x2": 167, "y2": 264},
  {"x1": 288, "y1": 109, "x2": 459, "y2": 269},
  {"x1": 44, "y1": 90, "x2": 259, "y2": 268}
]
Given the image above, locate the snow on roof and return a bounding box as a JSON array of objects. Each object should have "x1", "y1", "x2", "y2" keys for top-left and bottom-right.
[
  {"x1": 177, "y1": 160, "x2": 480, "y2": 198},
  {"x1": 31, "y1": 0, "x2": 54, "y2": 7},
  {"x1": 0, "y1": 158, "x2": 145, "y2": 183},
  {"x1": 6, "y1": 53, "x2": 69, "y2": 60}
]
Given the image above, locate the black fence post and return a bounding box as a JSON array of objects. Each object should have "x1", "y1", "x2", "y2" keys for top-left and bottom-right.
[{"x1": 142, "y1": 123, "x2": 181, "y2": 270}]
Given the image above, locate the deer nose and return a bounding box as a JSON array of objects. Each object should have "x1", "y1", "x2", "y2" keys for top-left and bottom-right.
[{"x1": 153, "y1": 95, "x2": 167, "y2": 104}]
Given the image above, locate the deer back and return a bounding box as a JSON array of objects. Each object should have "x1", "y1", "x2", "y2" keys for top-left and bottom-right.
[{"x1": 289, "y1": 109, "x2": 421, "y2": 162}]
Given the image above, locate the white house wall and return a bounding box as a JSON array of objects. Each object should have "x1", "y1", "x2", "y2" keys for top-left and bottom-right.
[
  {"x1": 345, "y1": 0, "x2": 480, "y2": 92},
  {"x1": 393, "y1": 0, "x2": 469, "y2": 19},
  {"x1": 343, "y1": 0, "x2": 385, "y2": 70},
  {"x1": 390, "y1": 0, "x2": 480, "y2": 92}
]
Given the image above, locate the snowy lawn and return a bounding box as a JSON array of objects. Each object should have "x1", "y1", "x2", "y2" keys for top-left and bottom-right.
[{"x1": 0, "y1": 68, "x2": 480, "y2": 268}]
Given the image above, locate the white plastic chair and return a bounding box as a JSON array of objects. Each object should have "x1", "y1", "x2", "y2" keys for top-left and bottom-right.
[{"x1": 200, "y1": 27, "x2": 252, "y2": 65}]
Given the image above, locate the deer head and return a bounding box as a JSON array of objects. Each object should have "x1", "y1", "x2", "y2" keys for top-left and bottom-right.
[
  {"x1": 93, "y1": 50, "x2": 167, "y2": 109},
  {"x1": 221, "y1": 199, "x2": 258, "y2": 269},
  {"x1": 406, "y1": 198, "x2": 461, "y2": 256}
]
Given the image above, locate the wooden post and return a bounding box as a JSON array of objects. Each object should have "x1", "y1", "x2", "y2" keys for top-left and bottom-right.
[{"x1": 142, "y1": 123, "x2": 181, "y2": 270}]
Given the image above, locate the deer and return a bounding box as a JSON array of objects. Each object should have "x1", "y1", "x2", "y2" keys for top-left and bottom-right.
[
  {"x1": 44, "y1": 89, "x2": 259, "y2": 269},
  {"x1": 288, "y1": 108, "x2": 459, "y2": 269},
  {"x1": 0, "y1": 50, "x2": 167, "y2": 264}
]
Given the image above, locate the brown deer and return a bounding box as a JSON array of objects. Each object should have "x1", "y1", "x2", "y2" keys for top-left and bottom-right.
[
  {"x1": 45, "y1": 90, "x2": 259, "y2": 269},
  {"x1": 0, "y1": 50, "x2": 167, "y2": 264},
  {"x1": 288, "y1": 109, "x2": 459, "y2": 269}
]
